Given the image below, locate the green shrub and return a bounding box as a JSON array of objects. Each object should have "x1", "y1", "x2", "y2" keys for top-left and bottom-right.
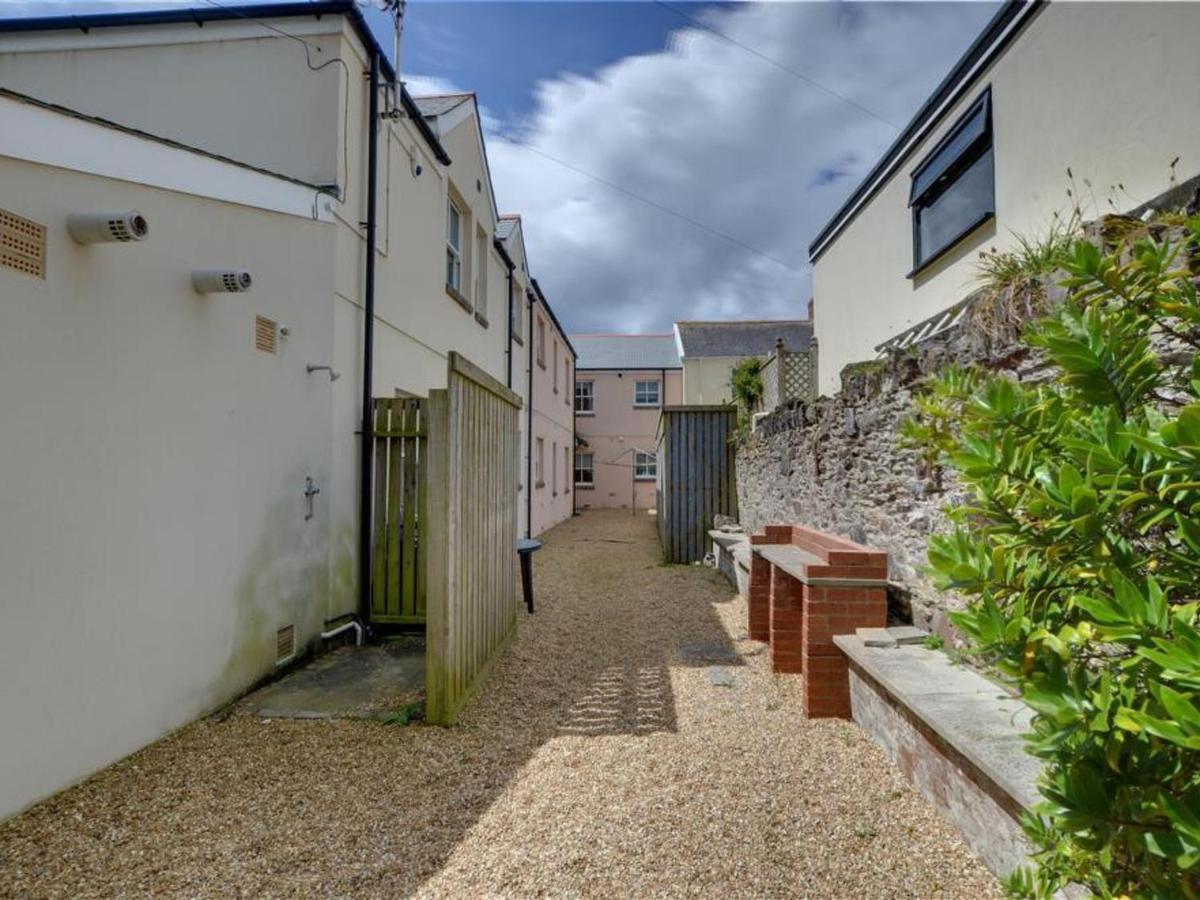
[{"x1": 908, "y1": 220, "x2": 1200, "y2": 897}]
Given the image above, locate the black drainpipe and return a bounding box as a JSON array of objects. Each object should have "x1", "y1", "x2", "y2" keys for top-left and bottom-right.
[
  {"x1": 357, "y1": 51, "x2": 381, "y2": 629},
  {"x1": 499, "y1": 242, "x2": 514, "y2": 388},
  {"x1": 526, "y1": 288, "x2": 535, "y2": 539}
]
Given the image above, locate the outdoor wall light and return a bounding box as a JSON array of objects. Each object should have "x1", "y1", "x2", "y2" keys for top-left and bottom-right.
[
  {"x1": 306, "y1": 364, "x2": 341, "y2": 382},
  {"x1": 67, "y1": 211, "x2": 149, "y2": 244},
  {"x1": 192, "y1": 269, "x2": 253, "y2": 294}
]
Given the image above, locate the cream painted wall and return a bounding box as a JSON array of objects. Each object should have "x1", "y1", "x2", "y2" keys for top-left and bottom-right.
[
  {"x1": 813, "y1": 2, "x2": 1200, "y2": 394},
  {"x1": 528, "y1": 304, "x2": 575, "y2": 535},
  {"x1": 575, "y1": 369, "x2": 683, "y2": 510},
  {"x1": 0, "y1": 147, "x2": 335, "y2": 820},
  {"x1": 0, "y1": 20, "x2": 343, "y2": 185},
  {"x1": 681, "y1": 356, "x2": 747, "y2": 405}
]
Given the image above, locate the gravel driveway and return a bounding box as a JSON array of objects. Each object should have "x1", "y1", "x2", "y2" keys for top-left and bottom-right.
[{"x1": 0, "y1": 509, "x2": 999, "y2": 898}]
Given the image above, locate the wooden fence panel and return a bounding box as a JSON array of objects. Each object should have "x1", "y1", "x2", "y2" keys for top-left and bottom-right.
[
  {"x1": 370, "y1": 397, "x2": 427, "y2": 625},
  {"x1": 425, "y1": 352, "x2": 523, "y2": 725},
  {"x1": 657, "y1": 406, "x2": 738, "y2": 564}
]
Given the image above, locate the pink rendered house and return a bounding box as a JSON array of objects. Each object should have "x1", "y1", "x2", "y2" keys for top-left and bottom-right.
[{"x1": 569, "y1": 334, "x2": 683, "y2": 512}]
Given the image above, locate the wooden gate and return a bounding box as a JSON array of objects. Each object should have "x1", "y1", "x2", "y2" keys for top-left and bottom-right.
[
  {"x1": 370, "y1": 397, "x2": 427, "y2": 625},
  {"x1": 657, "y1": 405, "x2": 739, "y2": 564},
  {"x1": 424, "y1": 353, "x2": 523, "y2": 725}
]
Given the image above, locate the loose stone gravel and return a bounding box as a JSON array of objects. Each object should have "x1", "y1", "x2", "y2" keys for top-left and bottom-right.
[{"x1": 0, "y1": 509, "x2": 1000, "y2": 898}]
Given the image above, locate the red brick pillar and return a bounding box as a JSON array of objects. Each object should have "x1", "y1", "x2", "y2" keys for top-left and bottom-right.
[
  {"x1": 793, "y1": 528, "x2": 888, "y2": 719},
  {"x1": 747, "y1": 526, "x2": 790, "y2": 642},
  {"x1": 768, "y1": 566, "x2": 804, "y2": 673}
]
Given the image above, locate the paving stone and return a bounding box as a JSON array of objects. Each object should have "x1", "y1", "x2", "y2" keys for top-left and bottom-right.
[{"x1": 707, "y1": 666, "x2": 736, "y2": 687}]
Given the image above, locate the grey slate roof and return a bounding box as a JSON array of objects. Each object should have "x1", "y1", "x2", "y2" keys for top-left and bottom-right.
[
  {"x1": 412, "y1": 94, "x2": 472, "y2": 119},
  {"x1": 675, "y1": 320, "x2": 812, "y2": 358},
  {"x1": 570, "y1": 334, "x2": 682, "y2": 370},
  {"x1": 495, "y1": 217, "x2": 519, "y2": 240}
]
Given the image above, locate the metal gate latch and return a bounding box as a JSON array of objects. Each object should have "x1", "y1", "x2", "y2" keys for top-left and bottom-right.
[{"x1": 304, "y1": 477, "x2": 320, "y2": 521}]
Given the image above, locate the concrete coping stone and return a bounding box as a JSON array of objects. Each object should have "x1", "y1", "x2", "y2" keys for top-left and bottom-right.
[
  {"x1": 707, "y1": 529, "x2": 749, "y2": 549},
  {"x1": 834, "y1": 634, "x2": 1042, "y2": 811}
]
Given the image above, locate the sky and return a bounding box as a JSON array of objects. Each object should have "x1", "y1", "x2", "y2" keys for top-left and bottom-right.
[{"x1": 0, "y1": 0, "x2": 1001, "y2": 334}]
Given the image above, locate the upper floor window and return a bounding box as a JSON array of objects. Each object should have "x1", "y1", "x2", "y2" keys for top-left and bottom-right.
[
  {"x1": 634, "y1": 450, "x2": 657, "y2": 481},
  {"x1": 475, "y1": 225, "x2": 488, "y2": 321},
  {"x1": 575, "y1": 380, "x2": 595, "y2": 414},
  {"x1": 563, "y1": 445, "x2": 570, "y2": 494},
  {"x1": 634, "y1": 380, "x2": 661, "y2": 407},
  {"x1": 536, "y1": 317, "x2": 547, "y2": 368},
  {"x1": 553, "y1": 341, "x2": 560, "y2": 392},
  {"x1": 564, "y1": 359, "x2": 571, "y2": 405},
  {"x1": 910, "y1": 89, "x2": 994, "y2": 272},
  {"x1": 535, "y1": 437, "x2": 545, "y2": 487},
  {"x1": 575, "y1": 451, "x2": 594, "y2": 486},
  {"x1": 511, "y1": 280, "x2": 523, "y2": 342},
  {"x1": 446, "y1": 198, "x2": 463, "y2": 293}
]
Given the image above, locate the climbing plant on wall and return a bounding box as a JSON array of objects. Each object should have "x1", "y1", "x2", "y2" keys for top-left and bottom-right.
[{"x1": 907, "y1": 220, "x2": 1200, "y2": 898}]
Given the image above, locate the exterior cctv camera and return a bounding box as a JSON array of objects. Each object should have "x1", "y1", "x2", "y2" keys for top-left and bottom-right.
[
  {"x1": 67, "y1": 211, "x2": 149, "y2": 244},
  {"x1": 192, "y1": 270, "x2": 253, "y2": 294}
]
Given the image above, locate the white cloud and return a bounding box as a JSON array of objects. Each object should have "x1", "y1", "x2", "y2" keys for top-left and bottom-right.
[{"x1": 415, "y1": 1, "x2": 997, "y2": 334}]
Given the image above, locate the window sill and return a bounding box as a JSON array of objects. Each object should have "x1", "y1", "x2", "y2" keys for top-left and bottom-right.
[
  {"x1": 537, "y1": 361, "x2": 547, "y2": 371},
  {"x1": 634, "y1": 476, "x2": 657, "y2": 482},
  {"x1": 475, "y1": 311, "x2": 489, "y2": 328},
  {"x1": 907, "y1": 211, "x2": 994, "y2": 280},
  {"x1": 535, "y1": 481, "x2": 545, "y2": 489},
  {"x1": 633, "y1": 403, "x2": 661, "y2": 409},
  {"x1": 446, "y1": 285, "x2": 473, "y2": 312},
  {"x1": 575, "y1": 411, "x2": 596, "y2": 417},
  {"x1": 575, "y1": 483, "x2": 595, "y2": 490}
]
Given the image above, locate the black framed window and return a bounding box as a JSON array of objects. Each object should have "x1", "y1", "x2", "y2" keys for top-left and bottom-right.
[{"x1": 910, "y1": 89, "x2": 994, "y2": 271}]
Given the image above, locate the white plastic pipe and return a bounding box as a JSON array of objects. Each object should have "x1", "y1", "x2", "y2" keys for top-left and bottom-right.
[{"x1": 320, "y1": 619, "x2": 363, "y2": 646}]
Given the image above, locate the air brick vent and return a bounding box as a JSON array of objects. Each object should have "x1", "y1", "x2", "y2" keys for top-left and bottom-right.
[
  {"x1": 255, "y1": 315, "x2": 278, "y2": 355},
  {"x1": 276, "y1": 624, "x2": 295, "y2": 664},
  {"x1": 0, "y1": 208, "x2": 46, "y2": 279}
]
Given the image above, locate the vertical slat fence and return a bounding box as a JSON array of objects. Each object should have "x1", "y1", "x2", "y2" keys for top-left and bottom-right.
[
  {"x1": 425, "y1": 352, "x2": 522, "y2": 725},
  {"x1": 657, "y1": 406, "x2": 738, "y2": 563},
  {"x1": 370, "y1": 397, "x2": 427, "y2": 625}
]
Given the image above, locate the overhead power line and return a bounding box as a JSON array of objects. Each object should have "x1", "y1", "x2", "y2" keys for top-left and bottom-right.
[
  {"x1": 507, "y1": 138, "x2": 806, "y2": 274},
  {"x1": 654, "y1": 0, "x2": 902, "y2": 131}
]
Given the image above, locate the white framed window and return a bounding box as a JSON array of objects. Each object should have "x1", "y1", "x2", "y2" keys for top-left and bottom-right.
[
  {"x1": 536, "y1": 317, "x2": 546, "y2": 368},
  {"x1": 552, "y1": 441, "x2": 558, "y2": 494},
  {"x1": 564, "y1": 359, "x2": 571, "y2": 405},
  {"x1": 564, "y1": 445, "x2": 570, "y2": 493},
  {"x1": 575, "y1": 451, "x2": 594, "y2": 486},
  {"x1": 634, "y1": 380, "x2": 661, "y2": 407},
  {"x1": 510, "y1": 281, "x2": 523, "y2": 342},
  {"x1": 575, "y1": 380, "x2": 594, "y2": 414},
  {"x1": 535, "y1": 437, "x2": 545, "y2": 487},
  {"x1": 446, "y1": 198, "x2": 463, "y2": 293},
  {"x1": 634, "y1": 450, "x2": 657, "y2": 481},
  {"x1": 475, "y1": 225, "x2": 488, "y2": 320},
  {"x1": 553, "y1": 341, "x2": 560, "y2": 392}
]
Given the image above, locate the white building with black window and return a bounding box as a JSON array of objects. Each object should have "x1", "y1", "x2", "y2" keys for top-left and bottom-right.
[{"x1": 808, "y1": 0, "x2": 1200, "y2": 393}]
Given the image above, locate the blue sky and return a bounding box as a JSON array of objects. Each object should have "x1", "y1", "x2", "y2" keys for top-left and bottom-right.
[
  {"x1": 0, "y1": 1, "x2": 1000, "y2": 331},
  {"x1": 403, "y1": 2, "x2": 727, "y2": 122}
]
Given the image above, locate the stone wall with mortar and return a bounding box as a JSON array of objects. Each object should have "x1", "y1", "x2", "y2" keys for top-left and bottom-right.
[{"x1": 736, "y1": 299, "x2": 1053, "y2": 638}]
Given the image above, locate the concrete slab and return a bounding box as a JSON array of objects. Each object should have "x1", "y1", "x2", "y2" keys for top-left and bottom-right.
[
  {"x1": 241, "y1": 638, "x2": 425, "y2": 719},
  {"x1": 835, "y1": 635, "x2": 1041, "y2": 814}
]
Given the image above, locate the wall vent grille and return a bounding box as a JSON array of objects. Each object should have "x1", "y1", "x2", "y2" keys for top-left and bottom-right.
[
  {"x1": 0, "y1": 208, "x2": 46, "y2": 279},
  {"x1": 254, "y1": 315, "x2": 278, "y2": 355},
  {"x1": 276, "y1": 624, "x2": 295, "y2": 664}
]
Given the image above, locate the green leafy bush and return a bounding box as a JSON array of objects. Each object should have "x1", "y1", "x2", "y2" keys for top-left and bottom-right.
[{"x1": 907, "y1": 221, "x2": 1200, "y2": 897}]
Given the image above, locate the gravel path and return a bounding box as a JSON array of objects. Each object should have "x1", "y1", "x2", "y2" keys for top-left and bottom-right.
[{"x1": 0, "y1": 509, "x2": 999, "y2": 898}]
